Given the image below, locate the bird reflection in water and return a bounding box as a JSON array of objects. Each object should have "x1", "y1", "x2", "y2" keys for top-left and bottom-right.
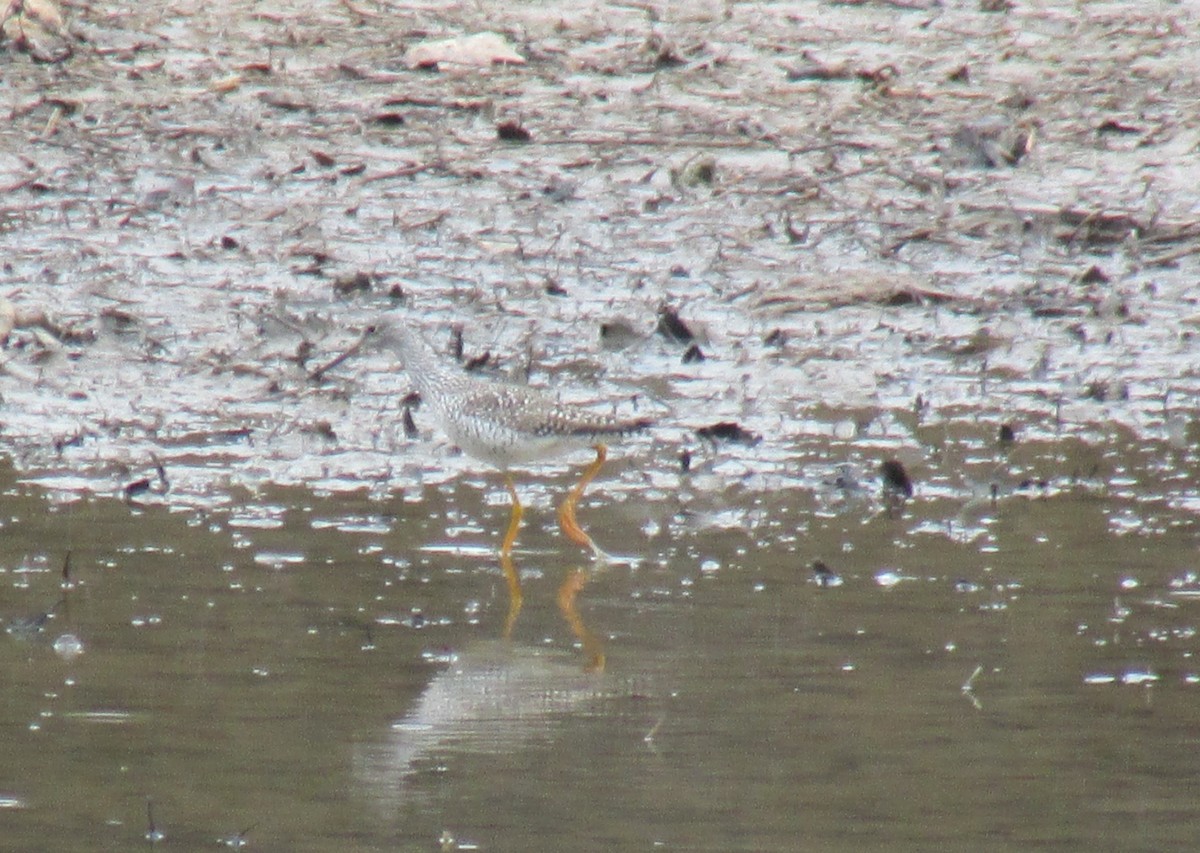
[
  {"x1": 354, "y1": 550, "x2": 613, "y2": 802},
  {"x1": 499, "y1": 551, "x2": 605, "y2": 673}
]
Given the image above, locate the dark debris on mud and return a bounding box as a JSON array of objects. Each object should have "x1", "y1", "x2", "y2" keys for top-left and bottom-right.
[{"x1": 2, "y1": 0, "x2": 1199, "y2": 509}]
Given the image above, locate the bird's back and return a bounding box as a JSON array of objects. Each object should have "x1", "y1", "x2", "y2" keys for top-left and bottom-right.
[{"x1": 376, "y1": 320, "x2": 652, "y2": 468}]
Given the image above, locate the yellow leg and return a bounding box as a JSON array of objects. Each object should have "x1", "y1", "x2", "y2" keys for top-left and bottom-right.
[
  {"x1": 557, "y1": 444, "x2": 608, "y2": 559},
  {"x1": 501, "y1": 474, "x2": 523, "y2": 558},
  {"x1": 558, "y1": 567, "x2": 605, "y2": 673}
]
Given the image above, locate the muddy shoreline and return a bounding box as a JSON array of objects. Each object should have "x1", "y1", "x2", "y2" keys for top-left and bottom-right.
[{"x1": 2, "y1": 1, "x2": 1198, "y2": 506}]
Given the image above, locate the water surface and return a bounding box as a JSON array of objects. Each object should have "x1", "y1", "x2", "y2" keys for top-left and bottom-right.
[{"x1": 2, "y1": 432, "x2": 1198, "y2": 850}]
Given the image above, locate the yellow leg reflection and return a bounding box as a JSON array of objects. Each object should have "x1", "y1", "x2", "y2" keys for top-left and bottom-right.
[
  {"x1": 500, "y1": 474, "x2": 523, "y2": 558},
  {"x1": 557, "y1": 567, "x2": 606, "y2": 673},
  {"x1": 498, "y1": 551, "x2": 523, "y2": 640},
  {"x1": 557, "y1": 444, "x2": 609, "y2": 560},
  {"x1": 496, "y1": 548, "x2": 606, "y2": 673}
]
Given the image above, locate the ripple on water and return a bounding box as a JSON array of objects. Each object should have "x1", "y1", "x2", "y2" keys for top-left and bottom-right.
[
  {"x1": 310, "y1": 516, "x2": 394, "y2": 535},
  {"x1": 252, "y1": 551, "x2": 306, "y2": 568},
  {"x1": 62, "y1": 711, "x2": 135, "y2": 724},
  {"x1": 1083, "y1": 670, "x2": 1166, "y2": 686},
  {"x1": 228, "y1": 515, "x2": 286, "y2": 530},
  {"x1": 874, "y1": 569, "x2": 914, "y2": 587}
]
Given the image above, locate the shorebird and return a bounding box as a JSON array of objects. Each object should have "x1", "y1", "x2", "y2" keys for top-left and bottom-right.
[{"x1": 372, "y1": 320, "x2": 652, "y2": 559}]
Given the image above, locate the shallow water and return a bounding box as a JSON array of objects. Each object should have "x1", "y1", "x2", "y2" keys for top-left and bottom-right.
[{"x1": 3, "y1": 425, "x2": 1199, "y2": 851}]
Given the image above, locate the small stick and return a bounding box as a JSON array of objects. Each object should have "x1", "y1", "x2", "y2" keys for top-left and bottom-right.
[
  {"x1": 308, "y1": 328, "x2": 372, "y2": 382},
  {"x1": 961, "y1": 664, "x2": 984, "y2": 711}
]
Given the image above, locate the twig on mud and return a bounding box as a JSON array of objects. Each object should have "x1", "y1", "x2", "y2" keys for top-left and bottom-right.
[
  {"x1": 540, "y1": 133, "x2": 806, "y2": 150},
  {"x1": 308, "y1": 327, "x2": 372, "y2": 382},
  {"x1": 398, "y1": 211, "x2": 450, "y2": 231},
  {"x1": 158, "y1": 123, "x2": 233, "y2": 140},
  {"x1": 830, "y1": 0, "x2": 936, "y2": 9},
  {"x1": 0, "y1": 174, "x2": 49, "y2": 193},
  {"x1": 1138, "y1": 222, "x2": 1200, "y2": 246},
  {"x1": 381, "y1": 94, "x2": 488, "y2": 112},
  {"x1": 335, "y1": 63, "x2": 404, "y2": 83},
  {"x1": 883, "y1": 227, "x2": 938, "y2": 256},
  {"x1": 1144, "y1": 241, "x2": 1200, "y2": 268},
  {"x1": 123, "y1": 453, "x2": 169, "y2": 504},
  {"x1": 151, "y1": 453, "x2": 169, "y2": 493},
  {"x1": 361, "y1": 161, "x2": 441, "y2": 184},
  {"x1": 0, "y1": 353, "x2": 38, "y2": 384},
  {"x1": 339, "y1": 0, "x2": 381, "y2": 20}
]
